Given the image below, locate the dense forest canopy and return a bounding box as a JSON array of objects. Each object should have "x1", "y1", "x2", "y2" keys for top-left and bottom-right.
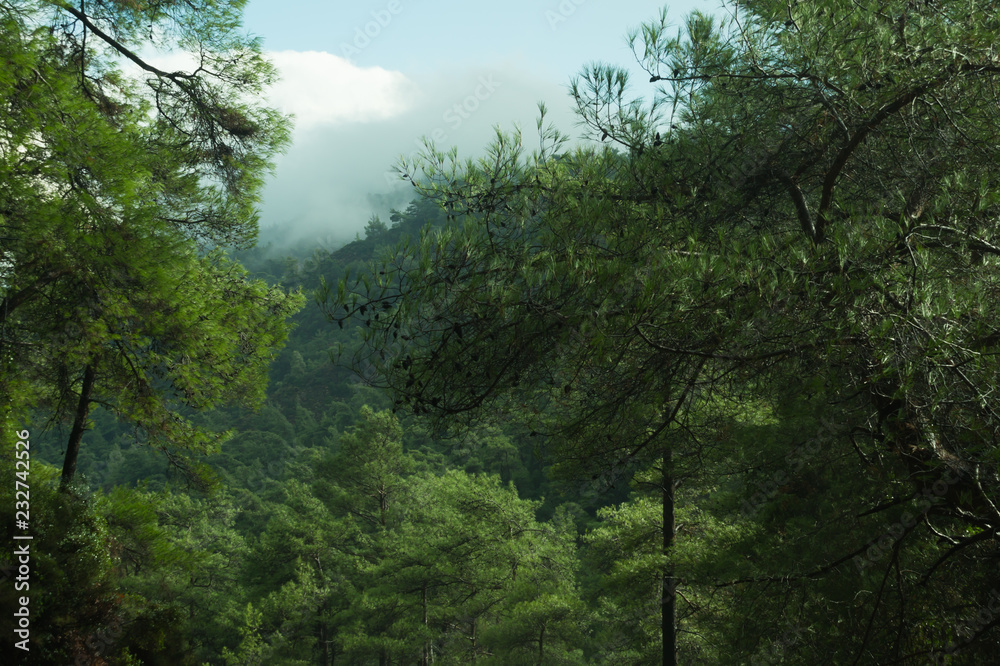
[
  {"x1": 330, "y1": 0, "x2": 1000, "y2": 663},
  {"x1": 0, "y1": 0, "x2": 303, "y2": 490},
  {"x1": 2, "y1": 0, "x2": 1000, "y2": 664}
]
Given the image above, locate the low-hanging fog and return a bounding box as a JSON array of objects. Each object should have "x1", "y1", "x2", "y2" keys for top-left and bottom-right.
[{"x1": 246, "y1": 0, "x2": 708, "y2": 246}]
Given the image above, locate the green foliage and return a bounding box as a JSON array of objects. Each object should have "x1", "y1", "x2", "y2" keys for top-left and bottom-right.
[
  {"x1": 9, "y1": 1, "x2": 1000, "y2": 663},
  {"x1": 221, "y1": 604, "x2": 266, "y2": 666},
  {"x1": 328, "y1": 1, "x2": 1000, "y2": 662},
  {"x1": 0, "y1": 459, "x2": 196, "y2": 664},
  {"x1": 0, "y1": 0, "x2": 302, "y2": 487},
  {"x1": 195, "y1": 405, "x2": 590, "y2": 665},
  {"x1": 364, "y1": 214, "x2": 389, "y2": 241},
  {"x1": 322, "y1": 405, "x2": 409, "y2": 528},
  {"x1": 585, "y1": 495, "x2": 665, "y2": 663}
]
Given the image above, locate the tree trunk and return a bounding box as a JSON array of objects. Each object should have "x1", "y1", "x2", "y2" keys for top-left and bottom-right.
[
  {"x1": 663, "y1": 444, "x2": 677, "y2": 666},
  {"x1": 319, "y1": 621, "x2": 330, "y2": 666},
  {"x1": 471, "y1": 619, "x2": 477, "y2": 664},
  {"x1": 871, "y1": 380, "x2": 991, "y2": 518},
  {"x1": 60, "y1": 363, "x2": 96, "y2": 491},
  {"x1": 379, "y1": 481, "x2": 388, "y2": 527},
  {"x1": 422, "y1": 584, "x2": 431, "y2": 666}
]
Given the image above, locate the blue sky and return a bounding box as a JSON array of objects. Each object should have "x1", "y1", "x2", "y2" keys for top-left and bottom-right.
[{"x1": 239, "y1": 0, "x2": 715, "y2": 243}]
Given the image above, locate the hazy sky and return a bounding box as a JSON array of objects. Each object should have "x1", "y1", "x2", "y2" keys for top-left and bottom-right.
[{"x1": 240, "y1": 0, "x2": 715, "y2": 244}]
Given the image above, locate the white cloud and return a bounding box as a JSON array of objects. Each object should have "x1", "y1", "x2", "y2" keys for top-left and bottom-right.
[
  {"x1": 135, "y1": 49, "x2": 418, "y2": 132},
  {"x1": 266, "y1": 51, "x2": 418, "y2": 131},
  {"x1": 256, "y1": 63, "x2": 583, "y2": 244}
]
